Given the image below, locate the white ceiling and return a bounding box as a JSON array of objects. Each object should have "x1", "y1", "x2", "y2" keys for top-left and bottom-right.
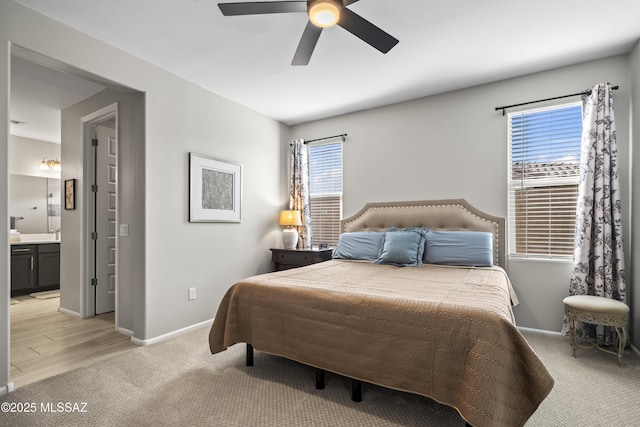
[{"x1": 10, "y1": 0, "x2": 640, "y2": 142}]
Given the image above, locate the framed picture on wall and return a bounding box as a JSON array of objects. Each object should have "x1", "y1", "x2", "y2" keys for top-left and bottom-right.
[
  {"x1": 189, "y1": 153, "x2": 242, "y2": 222},
  {"x1": 65, "y1": 179, "x2": 76, "y2": 210}
]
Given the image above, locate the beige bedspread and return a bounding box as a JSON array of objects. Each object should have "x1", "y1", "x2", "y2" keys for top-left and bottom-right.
[{"x1": 209, "y1": 260, "x2": 553, "y2": 427}]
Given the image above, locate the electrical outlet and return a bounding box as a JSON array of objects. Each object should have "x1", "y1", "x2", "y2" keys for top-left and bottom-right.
[{"x1": 188, "y1": 287, "x2": 196, "y2": 301}]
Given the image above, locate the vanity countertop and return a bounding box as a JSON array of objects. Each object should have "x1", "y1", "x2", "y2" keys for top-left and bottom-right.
[
  {"x1": 10, "y1": 233, "x2": 60, "y2": 245},
  {"x1": 11, "y1": 240, "x2": 60, "y2": 245}
]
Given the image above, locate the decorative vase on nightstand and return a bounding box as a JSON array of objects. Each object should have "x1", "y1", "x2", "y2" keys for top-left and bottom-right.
[
  {"x1": 282, "y1": 228, "x2": 298, "y2": 250},
  {"x1": 279, "y1": 210, "x2": 302, "y2": 250}
]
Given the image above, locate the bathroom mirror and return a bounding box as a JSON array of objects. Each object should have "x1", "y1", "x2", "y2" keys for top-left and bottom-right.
[{"x1": 9, "y1": 174, "x2": 61, "y2": 234}]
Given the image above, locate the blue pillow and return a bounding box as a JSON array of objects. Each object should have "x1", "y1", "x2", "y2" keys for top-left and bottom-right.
[
  {"x1": 424, "y1": 231, "x2": 493, "y2": 267},
  {"x1": 374, "y1": 230, "x2": 426, "y2": 267},
  {"x1": 332, "y1": 232, "x2": 384, "y2": 261}
]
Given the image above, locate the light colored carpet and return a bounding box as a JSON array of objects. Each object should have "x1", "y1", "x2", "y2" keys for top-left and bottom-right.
[
  {"x1": 28, "y1": 290, "x2": 60, "y2": 300},
  {"x1": 10, "y1": 298, "x2": 19, "y2": 305},
  {"x1": 1, "y1": 327, "x2": 639, "y2": 426}
]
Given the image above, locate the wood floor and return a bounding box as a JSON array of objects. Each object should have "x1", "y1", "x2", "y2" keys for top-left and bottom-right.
[{"x1": 9, "y1": 294, "x2": 137, "y2": 389}]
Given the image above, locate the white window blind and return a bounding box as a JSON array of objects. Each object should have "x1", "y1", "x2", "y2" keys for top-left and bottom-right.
[
  {"x1": 308, "y1": 141, "x2": 343, "y2": 247},
  {"x1": 508, "y1": 103, "x2": 582, "y2": 259}
]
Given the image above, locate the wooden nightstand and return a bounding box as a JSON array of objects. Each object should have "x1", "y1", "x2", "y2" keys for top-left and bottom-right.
[{"x1": 270, "y1": 248, "x2": 333, "y2": 271}]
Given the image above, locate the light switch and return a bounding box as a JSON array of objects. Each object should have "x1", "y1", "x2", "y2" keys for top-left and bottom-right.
[{"x1": 119, "y1": 224, "x2": 129, "y2": 236}]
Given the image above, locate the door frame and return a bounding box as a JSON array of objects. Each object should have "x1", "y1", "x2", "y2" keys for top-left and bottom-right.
[{"x1": 80, "y1": 103, "x2": 118, "y2": 327}]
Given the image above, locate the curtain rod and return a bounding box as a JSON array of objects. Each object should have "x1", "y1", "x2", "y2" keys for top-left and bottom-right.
[
  {"x1": 303, "y1": 133, "x2": 347, "y2": 144},
  {"x1": 495, "y1": 85, "x2": 619, "y2": 116}
]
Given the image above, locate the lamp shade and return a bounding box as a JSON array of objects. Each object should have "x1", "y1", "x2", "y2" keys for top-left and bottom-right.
[{"x1": 279, "y1": 210, "x2": 302, "y2": 227}]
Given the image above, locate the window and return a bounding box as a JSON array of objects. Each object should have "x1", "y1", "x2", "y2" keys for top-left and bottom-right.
[
  {"x1": 508, "y1": 103, "x2": 582, "y2": 259},
  {"x1": 308, "y1": 140, "x2": 343, "y2": 247}
]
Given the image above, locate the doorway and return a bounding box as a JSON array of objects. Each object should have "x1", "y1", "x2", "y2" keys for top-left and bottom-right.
[
  {"x1": 6, "y1": 47, "x2": 145, "y2": 391},
  {"x1": 84, "y1": 108, "x2": 118, "y2": 316},
  {"x1": 5, "y1": 45, "x2": 145, "y2": 392}
]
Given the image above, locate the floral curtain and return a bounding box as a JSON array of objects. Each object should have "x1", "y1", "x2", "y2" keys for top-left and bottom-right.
[
  {"x1": 290, "y1": 139, "x2": 312, "y2": 249},
  {"x1": 566, "y1": 82, "x2": 626, "y2": 344}
]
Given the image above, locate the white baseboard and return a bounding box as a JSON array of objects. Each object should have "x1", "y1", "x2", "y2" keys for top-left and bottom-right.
[
  {"x1": 0, "y1": 382, "x2": 14, "y2": 396},
  {"x1": 117, "y1": 327, "x2": 134, "y2": 337},
  {"x1": 130, "y1": 318, "x2": 213, "y2": 346},
  {"x1": 520, "y1": 326, "x2": 640, "y2": 355},
  {"x1": 517, "y1": 326, "x2": 563, "y2": 336},
  {"x1": 58, "y1": 306, "x2": 81, "y2": 317}
]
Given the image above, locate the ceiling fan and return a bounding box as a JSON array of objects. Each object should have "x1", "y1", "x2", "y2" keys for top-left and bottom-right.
[{"x1": 218, "y1": 0, "x2": 399, "y2": 66}]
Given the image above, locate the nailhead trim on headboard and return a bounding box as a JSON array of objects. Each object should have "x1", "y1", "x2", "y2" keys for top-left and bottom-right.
[{"x1": 340, "y1": 200, "x2": 505, "y2": 269}]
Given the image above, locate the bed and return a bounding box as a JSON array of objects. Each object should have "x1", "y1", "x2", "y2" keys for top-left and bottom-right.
[{"x1": 209, "y1": 199, "x2": 554, "y2": 427}]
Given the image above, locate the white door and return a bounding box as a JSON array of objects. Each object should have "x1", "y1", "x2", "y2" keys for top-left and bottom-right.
[{"x1": 95, "y1": 125, "x2": 116, "y2": 314}]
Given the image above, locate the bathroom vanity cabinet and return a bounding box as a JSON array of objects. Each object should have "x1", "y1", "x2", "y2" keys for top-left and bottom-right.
[{"x1": 11, "y1": 243, "x2": 60, "y2": 297}]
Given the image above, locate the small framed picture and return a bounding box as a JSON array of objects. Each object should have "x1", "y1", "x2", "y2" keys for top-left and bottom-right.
[
  {"x1": 189, "y1": 153, "x2": 242, "y2": 222},
  {"x1": 65, "y1": 179, "x2": 76, "y2": 210}
]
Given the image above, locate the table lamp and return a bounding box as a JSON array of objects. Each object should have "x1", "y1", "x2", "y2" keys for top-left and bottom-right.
[{"x1": 279, "y1": 210, "x2": 302, "y2": 250}]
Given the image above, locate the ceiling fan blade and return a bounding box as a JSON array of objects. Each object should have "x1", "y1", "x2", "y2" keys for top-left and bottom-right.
[
  {"x1": 218, "y1": 1, "x2": 306, "y2": 16},
  {"x1": 338, "y1": 7, "x2": 398, "y2": 54},
  {"x1": 292, "y1": 21, "x2": 323, "y2": 66},
  {"x1": 344, "y1": 0, "x2": 360, "y2": 5}
]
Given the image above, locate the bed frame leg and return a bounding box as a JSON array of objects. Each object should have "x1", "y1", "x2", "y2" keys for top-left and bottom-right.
[
  {"x1": 315, "y1": 368, "x2": 325, "y2": 389},
  {"x1": 246, "y1": 343, "x2": 253, "y2": 366},
  {"x1": 351, "y1": 379, "x2": 362, "y2": 402}
]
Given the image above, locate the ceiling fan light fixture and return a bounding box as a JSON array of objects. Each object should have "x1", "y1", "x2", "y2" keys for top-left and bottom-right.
[{"x1": 308, "y1": 0, "x2": 341, "y2": 28}]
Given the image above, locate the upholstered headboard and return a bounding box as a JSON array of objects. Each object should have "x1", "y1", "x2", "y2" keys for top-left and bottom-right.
[{"x1": 340, "y1": 199, "x2": 506, "y2": 269}]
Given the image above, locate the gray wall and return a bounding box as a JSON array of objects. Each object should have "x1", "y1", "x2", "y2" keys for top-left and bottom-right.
[
  {"x1": 59, "y1": 88, "x2": 144, "y2": 337},
  {"x1": 1, "y1": 0, "x2": 288, "y2": 392},
  {"x1": 291, "y1": 55, "x2": 634, "y2": 341},
  {"x1": 1, "y1": 31, "x2": 9, "y2": 394},
  {"x1": 8, "y1": 135, "x2": 61, "y2": 179}
]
